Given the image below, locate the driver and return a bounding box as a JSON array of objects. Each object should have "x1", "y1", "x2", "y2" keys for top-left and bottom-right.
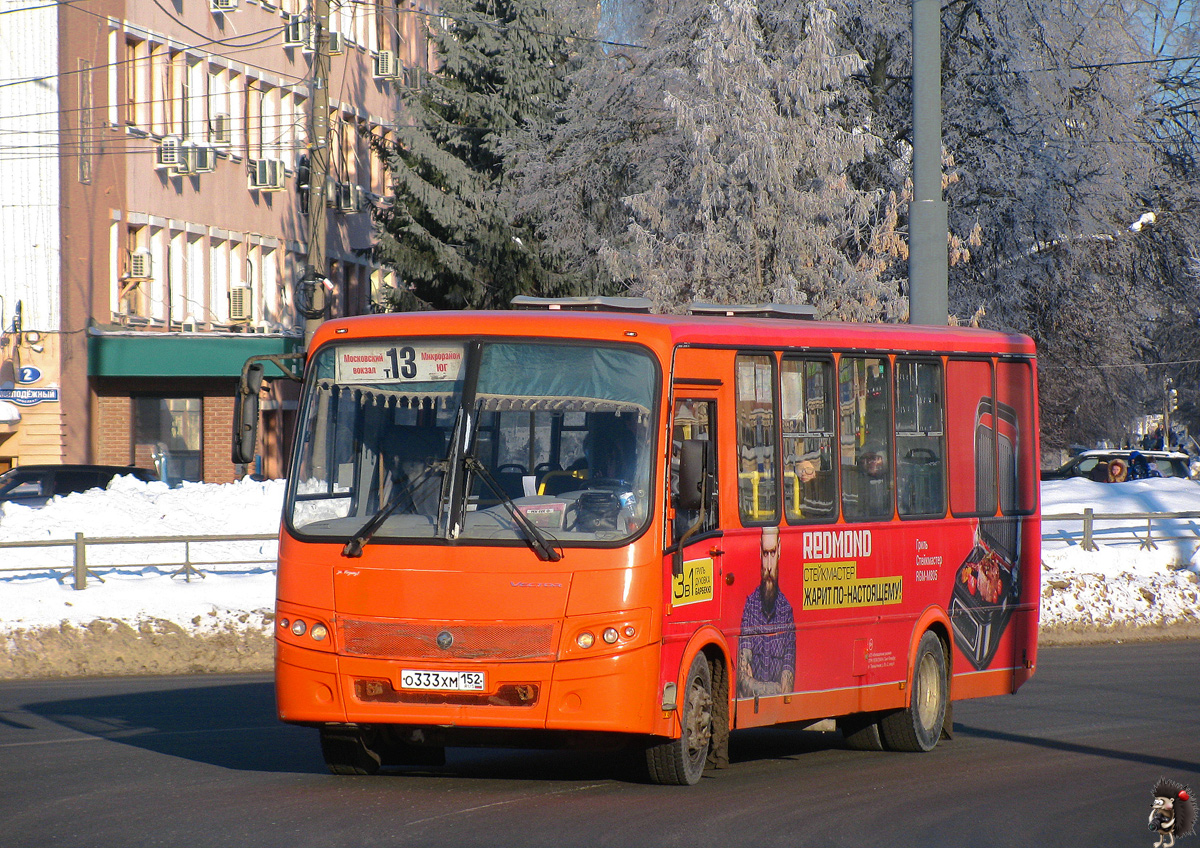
[{"x1": 588, "y1": 413, "x2": 638, "y2": 483}]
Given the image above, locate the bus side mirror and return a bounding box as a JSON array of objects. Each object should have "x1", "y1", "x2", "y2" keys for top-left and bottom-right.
[
  {"x1": 232, "y1": 362, "x2": 264, "y2": 465},
  {"x1": 677, "y1": 439, "x2": 709, "y2": 512}
]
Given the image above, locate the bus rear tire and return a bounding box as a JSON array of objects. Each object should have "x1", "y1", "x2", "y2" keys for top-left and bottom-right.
[
  {"x1": 320, "y1": 725, "x2": 382, "y2": 775},
  {"x1": 879, "y1": 631, "x2": 947, "y2": 753},
  {"x1": 646, "y1": 653, "x2": 713, "y2": 785}
]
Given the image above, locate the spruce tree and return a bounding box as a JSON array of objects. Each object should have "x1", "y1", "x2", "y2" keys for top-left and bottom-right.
[{"x1": 373, "y1": 0, "x2": 579, "y2": 310}]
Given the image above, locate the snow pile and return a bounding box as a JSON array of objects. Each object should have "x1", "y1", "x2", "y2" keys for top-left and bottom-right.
[
  {"x1": 1040, "y1": 477, "x2": 1200, "y2": 633},
  {"x1": 0, "y1": 476, "x2": 285, "y2": 638},
  {"x1": 0, "y1": 474, "x2": 1197, "y2": 644}
]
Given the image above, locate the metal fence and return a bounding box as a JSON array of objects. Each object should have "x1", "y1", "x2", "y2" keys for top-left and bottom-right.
[
  {"x1": 0, "y1": 510, "x2": 1194, "y2": 592},
  {"x1": 0, "y1": 533, "x2": 279, "y2": 590},
  {"x1": 1040, "y1": 509, "x2": 1200, "y2": 552}
]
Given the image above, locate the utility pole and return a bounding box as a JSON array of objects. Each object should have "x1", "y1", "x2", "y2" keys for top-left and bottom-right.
[
  {"x1": 301, "y1": 0, "x2": 332, "y2": 349},
  {"x1": 908, "y1": 0, "x2": 949, "y2": 326}
]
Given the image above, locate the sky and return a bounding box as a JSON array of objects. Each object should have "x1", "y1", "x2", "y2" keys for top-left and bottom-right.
[{"x1": 0, "y1": 474, "x2": 1197, "y2": 637}]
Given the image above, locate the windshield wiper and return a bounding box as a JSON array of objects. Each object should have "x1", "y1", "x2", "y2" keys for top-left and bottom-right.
[
  {"x1": 466, "y1": 457, "x2": 562, "y2": 562},
  {"x1": 342, "y1": 461, "x2": 444, "y2": 558}
]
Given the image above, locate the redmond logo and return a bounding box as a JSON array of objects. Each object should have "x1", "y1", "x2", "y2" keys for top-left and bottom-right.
[{"x1": 510, "y1": 581, "x2": 563, "y2": 588}]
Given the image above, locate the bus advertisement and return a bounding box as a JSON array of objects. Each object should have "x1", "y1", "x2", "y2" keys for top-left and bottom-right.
[{"x1": 246, "y1": 298, "x2": 1039, "y2": 785}]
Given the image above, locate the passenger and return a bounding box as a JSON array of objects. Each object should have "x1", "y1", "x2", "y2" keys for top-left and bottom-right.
[
  {"x1": 794, "y1": 457, "x2": 834, "y2": 517},
  {"x1": 1127, "y1": 450, "x2": 1161, "y2": 480},
  {"x1": 588, "y1": 413, "x2": 638, "y2": 483},
  {"x1": 849, "y1": 443, "x2": 892, "y2": 519},
  {"x1": 383, "y1": 425, "x2": 445, "y2": 514}
]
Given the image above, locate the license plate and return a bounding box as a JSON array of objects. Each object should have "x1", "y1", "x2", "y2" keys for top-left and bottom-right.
[{"x1": 400, "y1": 669, "x2": 486, "y2": 692}]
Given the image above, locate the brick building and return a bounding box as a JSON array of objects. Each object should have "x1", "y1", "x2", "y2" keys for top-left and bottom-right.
[{"x1": 0, "y1": 0, "x2": 425, "y2": 481}]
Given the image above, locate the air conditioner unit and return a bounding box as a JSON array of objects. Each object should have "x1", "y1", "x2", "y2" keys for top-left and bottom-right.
[
  {"x1": 174, "y1": 142, "x2": 213, "y2": 175},
  {"x1": 174, "y1": 146, "x2": 197, "y2": 175},
  {"x1": 337, "y1": 182, "x2": 363, "y2": 212},
  {"x1": 302, "y1": 22, "x2": 319, "y2": 53},
  {"x1": 209, "y1": 113, "x2": 231, "y2": 145},
  {"x1": 210, "y1": 0, "x2": 237, "y2": 11},
  {"x1": 192, "y1": 144, "x2": 217, "y2": 173},
  {"x1": 283, "y1": 15, "x2": 307, "y2": 46},
  {"x1": 328, "y1": 32, "x2": 344, "y2": 55},
  {"x1": 374, "y1": 50, "x2": 398, "y2": 79},
  {"x1": 229, "y1": 284, "x2": 253, "y2": 322},
  {"x1": 249, "y1": 158, "x2": 286, "y2": 191},
  {"x1": 403, "y1": 65, "x2": 421, "y2": 90},
  {"x1": 128, "y1": 250, "x2": 153, "y2": 280},
  {"x1": 156, "y1": 137, "x2": 181, "y2": 168}
]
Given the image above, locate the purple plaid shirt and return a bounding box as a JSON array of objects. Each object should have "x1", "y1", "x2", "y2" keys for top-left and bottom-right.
[{"x1": 740, "y1": 586, "x2": 796, "y2": 686}]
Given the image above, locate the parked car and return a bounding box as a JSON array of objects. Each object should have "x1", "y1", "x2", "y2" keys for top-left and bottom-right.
[
  {"x1": 1040, "y1": 450, "x2": 1191, "y2": 482},
  {"x1": 0, "y1": 464, "x2": 159, "y2": 508}
]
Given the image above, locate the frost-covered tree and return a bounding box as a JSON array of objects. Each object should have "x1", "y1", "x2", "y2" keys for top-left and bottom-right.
[
  {"x1": 509, "y1": 0, "x2": 907, "y2": 317},
  {"x1": 372, "y1": 0, "x2": 583, "y2": 310},
  {"x1": 837, "y1": 0, "x2": 1191, "y2": 450},
  {"x1": 504, "y1": 0, "x2": 707, "y2": 294},
  {"x1": 602, "y1": 0, "x2": 902, "y2": 317}
]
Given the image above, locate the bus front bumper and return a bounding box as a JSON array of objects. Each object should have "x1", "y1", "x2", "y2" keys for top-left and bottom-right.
[{"x1": 275, "y1": 638, "x2": 665, "y2": 737}]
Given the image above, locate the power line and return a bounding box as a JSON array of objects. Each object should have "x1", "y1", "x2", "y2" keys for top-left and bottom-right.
[
  {"x1": 0, "y1": 0, "x2": 107, "y2": 17},
  {"x1": 0, "y1": 20, "x2": 301, "y2": 90}
]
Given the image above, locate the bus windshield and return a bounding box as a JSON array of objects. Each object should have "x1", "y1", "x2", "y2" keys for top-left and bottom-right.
[{"x1": 287, "y1": 339, "x2": 658, "y2": 548}]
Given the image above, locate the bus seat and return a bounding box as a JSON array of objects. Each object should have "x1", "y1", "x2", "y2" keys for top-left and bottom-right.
[
  {"x1": 539, "y1": 469, "x2": 586, "y2": 496},
  {"x1": 493, "y1": 469, "x2": 528, "y2": 500}
]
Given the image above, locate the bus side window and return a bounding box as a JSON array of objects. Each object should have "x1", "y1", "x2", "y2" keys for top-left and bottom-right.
[
  {"x1": 895, "y1": 359, "x2": 946, "y2": 517},
  {"x1": 781, "y1": 357, "x2": 836, "y2": 521},
  {"x1": 671, "y1": 399, "x2": 718, "y2": 543},
  {"x1": 840, "y1": 356, "x2": 894, "y2": 521},
  {"x1": 735, "y1": 354, "x2": 779, "y2": 524}
]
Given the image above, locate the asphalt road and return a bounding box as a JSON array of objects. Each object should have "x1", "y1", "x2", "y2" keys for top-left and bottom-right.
[{"x1": 1, "y1": 641, "x2": 1197, "y2": 848}]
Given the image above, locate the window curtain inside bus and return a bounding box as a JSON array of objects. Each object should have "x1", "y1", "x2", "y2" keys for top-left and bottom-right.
[{"x1": 477, "y1": 344, "x2": 654, "y2": 413}]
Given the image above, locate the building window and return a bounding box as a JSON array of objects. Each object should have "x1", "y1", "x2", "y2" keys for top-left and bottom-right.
[
  {"x1": 134, "y1": 397, "x2": 203, "y2": 485},
  {"x1": 124, "y1": 37, "x2": 146, "y2": 129},
  {"x1": 78, "y1": 60, "x2": 94, "y2": 184}
]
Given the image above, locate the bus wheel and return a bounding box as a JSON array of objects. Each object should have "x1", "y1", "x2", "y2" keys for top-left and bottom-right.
[
  {"x1": 880, "y1": 631, "x2": 947, "y2": 753},
  {"x1": 320, "y1": 725, "x2": 382, "y2": 775},
  {"x1": 838, "y1": 713, "x2": 884, "y2": 751},
  {"x1": 646, "y1": 653, "x2": 713, "y2": 785}
]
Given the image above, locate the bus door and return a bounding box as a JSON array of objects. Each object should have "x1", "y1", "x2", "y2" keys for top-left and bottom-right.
[
  {"x1": 666, "y1": 394, "x2": 722, "y2": 623},
  {"x1": 664, "y1": 347, "x2": 728, "y2": 636}
]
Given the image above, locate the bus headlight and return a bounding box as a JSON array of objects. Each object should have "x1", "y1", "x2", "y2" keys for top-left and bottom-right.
[
  {"x1": 291, "y1": 619, "x2": 307, "y2": 636},
  {"x1": 310, "y1": 623, "x2": 328, "y2": 641},
  {"x1": 561, "y1": 609, "x2": 651, "y2": 659}
]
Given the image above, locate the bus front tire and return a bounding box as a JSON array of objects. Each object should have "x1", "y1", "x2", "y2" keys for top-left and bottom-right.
[
  {"x1": 319, "y1": 725, "x2": 382, "y2": 775},
  {"x1": 646, "y1": 653, "x2": 713, "y2": 785},
  {"x1": 879, "y1": 631, "x2": 947, "y2": 753}
]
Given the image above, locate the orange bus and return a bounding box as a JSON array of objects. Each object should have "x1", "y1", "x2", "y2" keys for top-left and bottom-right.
[{"x1": 264, "y1": 297, "x2": 1039, "y2": 784}]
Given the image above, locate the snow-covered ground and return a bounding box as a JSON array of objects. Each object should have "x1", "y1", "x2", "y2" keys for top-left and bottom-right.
[{"x1": 0, "y1": 474, "x2": 1197, "y2": 639}]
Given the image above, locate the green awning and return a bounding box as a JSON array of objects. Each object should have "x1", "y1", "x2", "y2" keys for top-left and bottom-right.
[{"x1": 88, "y1": 331, "x2": 303, "y2": 378}]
